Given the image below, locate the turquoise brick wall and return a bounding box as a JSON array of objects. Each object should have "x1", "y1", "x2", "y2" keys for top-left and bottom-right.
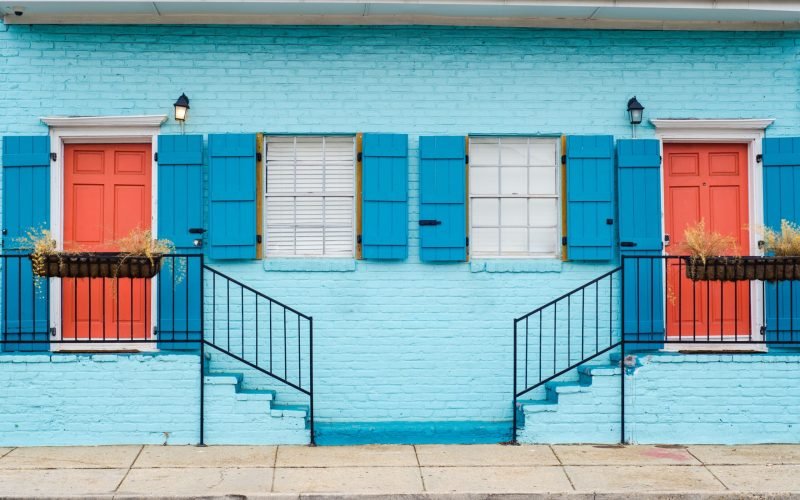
[{"x1": 1, "y1": 24, "x2": 799, "y2": 444}]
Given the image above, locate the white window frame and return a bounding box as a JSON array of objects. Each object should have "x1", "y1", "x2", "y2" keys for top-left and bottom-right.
[
  {"x1": 262, "y1": 135, "x2": 357, "y2": 259},
  {"x1": 468, "y1": 136, "x2": 562, "y2": 259}
]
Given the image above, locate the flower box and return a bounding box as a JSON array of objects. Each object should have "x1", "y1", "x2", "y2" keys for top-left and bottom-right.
[
  {"x1": 29, "y1": 253, "x2": 163, "y2": 279},
  {"x1": 684, "y1": 256, "x2": 800, "y2": 282}
]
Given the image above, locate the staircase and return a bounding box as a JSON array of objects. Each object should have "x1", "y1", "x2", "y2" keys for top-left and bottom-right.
[
  {"x1": 203, "y1": 357, "x2": 310, "y2": 444},
  {"x1": 513, "y1": 266, "x2": 623, "y2": 444},
  {"x1": 516, "y1": 357, "x2": 622, "y2": 444}
]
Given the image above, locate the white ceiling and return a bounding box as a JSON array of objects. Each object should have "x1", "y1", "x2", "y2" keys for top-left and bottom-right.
[{"x1": 2, "y1": 1, "x2": 800, "y2": 29}]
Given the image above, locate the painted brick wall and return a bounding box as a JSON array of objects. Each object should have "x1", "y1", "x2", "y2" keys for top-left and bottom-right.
[
  {"x1": 1, "y1": 24, "x2": 799, "y2": 444},
  {"x1": 519, "y1": 353, "x2": 800, "y2": 444}
]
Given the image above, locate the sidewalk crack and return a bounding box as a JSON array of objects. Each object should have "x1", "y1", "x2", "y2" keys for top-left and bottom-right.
[
  {"x1": 114, "y1": 445, "x2": 144, "y2": 493},
  {"x1": 550, "y1": 445, "x2": 576, "y2": 491},
  {"x1": 413, "y1": 445, "x2": 427, "y2": 492},
  {"x1": 686, "y1": 448, "x2": 729, "y2": 490}
]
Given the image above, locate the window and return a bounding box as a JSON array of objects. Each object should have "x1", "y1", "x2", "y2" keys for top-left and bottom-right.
[
  {"x1": 469, "y1": 137, "x2": 560, "y2": 258},
  {"x1": 264, "y1": 136, "x2": 355, "y2": 257}
]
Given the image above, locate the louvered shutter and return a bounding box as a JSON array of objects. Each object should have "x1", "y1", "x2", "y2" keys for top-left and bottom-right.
[
  {"x1": 566, "y1": 135, "x2": 615, "y2": 260},
  {"x1": 618, "y1": 139, "x2": 664, "y2": 349},
  {"x1": 208, "y1": 134, "x2": 257, "y2": 260},
  {"x1": 419, "y1": 136, "x2": 467, "y2": 262},
  {"x1": 361, "y1": 133, "x2": 408, "y2": 260},
  {"x1": 156, "y1": 135, "x2": 203, "y2": 349},
  {"x1": 2, "y1": 136, "x2": 50, "y2": 352},
  {"x1": 265, "y1": 136, "x2": 355, "y2": 257},
  {"x1": 762, "y1": 137, "x2": 800, "y2": 344}
]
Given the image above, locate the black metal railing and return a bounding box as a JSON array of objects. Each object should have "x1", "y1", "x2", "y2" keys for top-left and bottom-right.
[
  {"x1": 623, "y1": 255, "x2": 800, "y2": 345},
  {"x1": 0, "y1": 252, "x2": 315, "y2": 445},
  {"x1": 512, "y1": 266, "x2": 622, "y2": 441},
  {"x1": 202, "y1": 265, "x2": 314, "y2": 444}
]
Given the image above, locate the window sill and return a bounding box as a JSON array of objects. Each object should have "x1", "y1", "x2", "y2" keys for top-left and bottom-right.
[
  {"x1": 263, "y1": 258, "x2": 357, "y2": 272},
  {"x1": 470, "y1": 259, "x2": 563, "y2": 273}
]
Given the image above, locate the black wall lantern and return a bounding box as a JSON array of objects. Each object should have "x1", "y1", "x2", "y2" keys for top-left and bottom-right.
[
  {"x1": 627, "y1": 96, "x2": 644, "y2": 137},
  {"x1": 174, "y1": 93, "x2": 190, "y2": 122}
]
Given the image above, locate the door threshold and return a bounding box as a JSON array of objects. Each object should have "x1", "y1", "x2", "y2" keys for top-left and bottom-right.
[
  {"x1": 52, "y1": 342, "x2": 158, "y2": 353},
  {"x1": 664, "y1": 341, "x2": 767, "y2": 353}
]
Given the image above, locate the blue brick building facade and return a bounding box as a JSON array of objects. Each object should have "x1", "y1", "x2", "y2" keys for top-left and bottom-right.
[{"x1": 1, "y1": 19, "x2": 800, "y2": 445}]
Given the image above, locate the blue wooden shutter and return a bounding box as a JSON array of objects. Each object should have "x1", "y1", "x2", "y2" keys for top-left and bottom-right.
[
  {"x1": 763, "y1": 137, "x2": 800, "y2": 344},
  {"x1": 157, "y1": 135, "x2": 203, "y2": 349},
  {"x1": 2, "y1": 136, "x2": 51, "y2": 352},
  {"x1": 566, "y1": 135, "x2": 615, "y2": 260},
  {"x1": 419, "y1": 136, "x2": 467, "y2": 262},
  {"x1": 208, "y1": 134, "x2": 257, "y2": 260},
  {"x1": 362, "y1": 133, "x2": 408, "y2": 259},
  {"x1": 618, "y1": 139, "x2": 664, "y2": 349}
]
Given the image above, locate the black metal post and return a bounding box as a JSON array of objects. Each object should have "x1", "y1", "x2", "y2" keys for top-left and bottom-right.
[
  {"x1": 309, "y1": 317, "x2": 315, "y2": 446},
  {"x1": 620, "y1": 257, "x2": 626, "y2": 445},
  {"x1": 512, "y1": 319, "x2": 518, "y2": 444},
  {"x1": 199, "y1": 254, "x2": 206, "y2": 447}
]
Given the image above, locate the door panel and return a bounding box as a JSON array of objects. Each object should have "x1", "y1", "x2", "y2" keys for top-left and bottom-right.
[
  {"x1": 664, "y1": 143, "x2": 750, "y2": 339},
  {"x1": 62, "y1": 144, "x2": 152, "y2": 340}
]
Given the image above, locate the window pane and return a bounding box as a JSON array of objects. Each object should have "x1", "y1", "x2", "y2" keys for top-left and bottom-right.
[
  {"x1": 529, "y1": 198, "x2": 558, "y2": 227},
  {"x1": 472, "y1": 227, "x2": 499, "y2": 255},
  {"x1": 471, "y1": 167, "x2": 499, "y2": 195},
  {"x1": 500, "y1": 167, "x2": 527, "y2": 195},
  {"x1": 529, "y1": 227, "x2": 558, "y2": 255},
  {"x1": 472, "y1": 198, "x2": 499, "y2": 226},
  {"x1": 529, "y1": 166, "x2": 557, "y2": 196},
  {"x1": 530, "y1": 141, "x2": 557, "y2": 165},
  {"x1": 499, "y1": 140, "x2": 527, "y2": 166},
  {"x1": 470, "y1": 142, "x2": 499, "y2": 166},
  {"x1": 501, "y1": 228, "x2": 528, "y2": 254},
  {"x1": 500, "y1": 198, "x2": 527, "y2": 226}
]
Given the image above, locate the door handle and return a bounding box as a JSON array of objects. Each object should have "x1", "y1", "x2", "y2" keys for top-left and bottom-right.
[
  {"x1": 189, "y1": 228, "x2": 207, "y2": 234},
  {"x1": 419, "y1": 220, "x2": 442, "y2": 226},
  {"x1": 620, "y1": 241, "x2": 637, "y2": 247}
]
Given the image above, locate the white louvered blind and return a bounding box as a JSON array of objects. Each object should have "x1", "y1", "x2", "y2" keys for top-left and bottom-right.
[{"x1": 265, "y1": 136, "x2": 355, "y2": 257}]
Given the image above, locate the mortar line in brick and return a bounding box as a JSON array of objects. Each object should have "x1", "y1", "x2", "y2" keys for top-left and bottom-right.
[
  {"x1": 413, "y1": 445, "x2": 427, "y2": 492},
  {"x1": 686, "y1": 447, "x2": 730, "y2": 490},
  {"x1": 550, "y1": 445, "x2": 576, "y2": 491},
  {"x1": 114, "y1": 445, "x2": 144, "y2": 493}
]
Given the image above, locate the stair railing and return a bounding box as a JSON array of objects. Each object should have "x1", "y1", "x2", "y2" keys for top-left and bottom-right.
[
  {"x1": 512, "y1": 266, "x2": 622, "y2": 443},
  {"x1": 202, "y1": 265, "x2": 314, "y2": 445}
]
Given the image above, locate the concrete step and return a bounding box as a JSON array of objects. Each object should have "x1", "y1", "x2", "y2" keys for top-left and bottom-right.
[
  {"x1": 271, "y1": 404, "x2": 308, "y2": 418},
  {"x1": 204, "y1": 373, "x2": 242, "y2": 385}
]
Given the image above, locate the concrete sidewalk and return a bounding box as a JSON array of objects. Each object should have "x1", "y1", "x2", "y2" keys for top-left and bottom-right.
[{"x1": 0, "y1": 444, "x2": 799, "y2": 499}]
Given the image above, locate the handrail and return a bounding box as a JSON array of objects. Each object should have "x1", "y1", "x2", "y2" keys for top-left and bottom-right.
[{"x1": 512, "y1": 266, "x2": 622, "y2": 443}]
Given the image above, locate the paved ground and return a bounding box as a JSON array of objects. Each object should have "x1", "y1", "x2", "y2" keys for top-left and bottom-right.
[{"x1": 0, "y1": 444, "x2": 799, "y2": 499}]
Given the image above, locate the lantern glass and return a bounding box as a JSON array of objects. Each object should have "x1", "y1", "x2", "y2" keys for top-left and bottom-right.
[
  {"x1": 628, "y1": 108, "x2": 643, "y2": 125},
  {"x1": 174, "y1": 104, "x2": 188, "y2": 121}
]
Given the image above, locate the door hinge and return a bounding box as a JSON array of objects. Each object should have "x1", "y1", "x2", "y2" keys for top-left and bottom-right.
[
  {"x1": 50, "y1": 152, "x2": 57, "y2": 162},
  {"x1": 562, "y1": 236, "x2": 567, "y2": 246},
  {"x1": 357, "y1": 152, "x2": 363, "y2": 162},
  {"x1": 154, "y1": 152, "x2": 158, "y2": 162},
  {"x1": 256, "y1": 234, "x2": 262, "y2": 244},
  {"x1": 256, "y1": 152, "x2": 262, "y2": 162},
  {"x1": 756, "y1": 154, "x2": 763, "y2": 163}
]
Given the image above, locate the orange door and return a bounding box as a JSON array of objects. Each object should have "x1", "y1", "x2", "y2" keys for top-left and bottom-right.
[
  {"x1": 62, "y1": 144, "x2": 152, "y2": 340},
  {"x1": 664, "y1": 143, "x2": 750, "y2": 339}
]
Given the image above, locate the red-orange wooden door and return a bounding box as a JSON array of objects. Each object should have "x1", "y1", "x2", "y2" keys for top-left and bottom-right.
[
  {"x1": 664, "y1": 143, "x2": 750, "y2": 339},
  {"x1": 62, "y1": 144, "x2": 152, "y2": 340}
]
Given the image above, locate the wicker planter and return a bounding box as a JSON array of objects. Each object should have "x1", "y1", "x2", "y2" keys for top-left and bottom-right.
[
  {"x1": 29, "y1": 253, "x2": 163, "y2": 279},
  {"x1": 684, "y1": 256, "x2": 800, "y2": 282}
]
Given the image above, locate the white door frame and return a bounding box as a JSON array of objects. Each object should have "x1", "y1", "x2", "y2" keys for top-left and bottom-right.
[
  {"x1": 652, "y1": 118, "x2": 774, "y2": 350},
  {"x1": 41, "y1": 115, "x2": 167, "y2": 351}
]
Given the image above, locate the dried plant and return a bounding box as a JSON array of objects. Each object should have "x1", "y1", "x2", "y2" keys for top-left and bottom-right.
[
  {"x1": 16, "y1": 227, "x2": 59, "y2": 289},
  {"x1": 679, "y1": 219, "x2": 738, "y2": 264},
  {"x1": 761, "y1": 219, "x2": 800, "y2": 257},
  {"x1": 115, "y1": 227, "x2": 175, "y2": 264}
]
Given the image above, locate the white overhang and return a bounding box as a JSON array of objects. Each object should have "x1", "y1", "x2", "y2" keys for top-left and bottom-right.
[{"x1": 2, "y1": 1, "x2": 800, "y2": 29}]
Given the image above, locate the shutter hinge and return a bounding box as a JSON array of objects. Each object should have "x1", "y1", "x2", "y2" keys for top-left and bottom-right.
[
  {"x1": 357, "y1": 234, "x2": 362, "y2": 244},
  {"x1": 562, "y1": 236, "x2": 567, "y2": 246},
  {"x1": 465, "y1": 154, "x2": 469, "y2": 164},
  {"x1": 256, "y1": 152, "x2": 262, "y2": 162},
  {"x1": 760, "y1": 325, "x2": 767, "y2": 336},
  {"x1": 466, "y1": 237, "x2": 469, "y2": 247},
  {"x1": 50, "y1": 152, "x2": 57, "y2": 162},
  {"x1": 357, "y1": 152, "x2": 363, "y2": 162},
  {"x1": 154, "y1": 152, "x2": 158, "y2": 162},
  {"x1": 756, "y1": 154, "x2": 763, "y2": 163},
  {"x1": 561, "y1": 154, "x2": 566, "y2": 165},
  {"x1": 49, "y1": 327, "x2": 56, "y2": 338},
  {"x1": 256, "y1": 234, "x2": 262, "y2": 244}
]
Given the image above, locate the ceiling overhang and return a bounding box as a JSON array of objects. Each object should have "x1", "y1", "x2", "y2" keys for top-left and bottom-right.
[{"x1": 3, "y1": 1, "x2": 800, "y2": 30}]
